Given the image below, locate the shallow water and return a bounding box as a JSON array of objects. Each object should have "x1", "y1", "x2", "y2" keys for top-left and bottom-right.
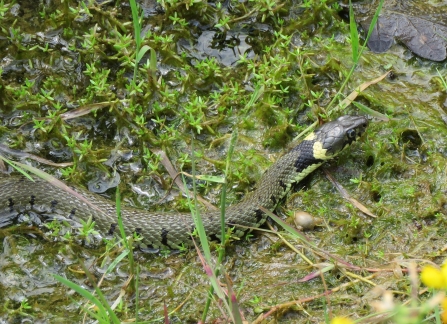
[{"x1": 0, "y1": 0, "x2": 447, "y2": 322}]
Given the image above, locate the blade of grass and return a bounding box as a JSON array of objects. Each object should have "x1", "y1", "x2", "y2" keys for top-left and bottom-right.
[
  {"x1": 259, "y1": 207, "x2": 315, "y2": 247},
  {"x1": 182, "y1": 141, "x2": 234, "y2": 322},
  {"x1": 351, "y1": 101, "x2": 390, "y2": 121},
  {"x1": 105, "y1": 249, "x2": 130, "y2": 274},
  {"x1": 0, "y1": 155, "x2": 35, "y2": 181},
  {"x1": 298, "y1": 264, "x2": 335, "y2": 282},
  {"x1": 136, "y1": 45, "x2": 151, "y2": 63},
  {"x1": 223, "y1": 267, "x2": 244, "y2": 323},
  {"x1": 243, "y1": 83, "x2": 264, "y2": 112},
  {"x1": 326, "y1": 0, "x2": 384, "y2": 114},
  {"x1": 115, "y1": 187, "x2": 136, "y2": 276},
  {"x1": 349, "y1": 0, "x2": 359, "y2": 62},
  {"x1": 150, "y1": 47, "x2": 157, "y2": 80},
  {"x1": 53, "y1": 274, "x2": 120, "y2": 323},
  {"x1": 81, "y1": 263, "x2": 122, "y2": 323},
  {"x1": 60, "y1": 101, "x2": 116, "y2": 120},
  {"x1": 219, "y1": 129, "x2": 238, "y2": 250},
  {"x1": 337, "y1": 71, "x2": 389, "y2": 111},
  {"x1": 437, "y1": 68, "x2": 447, "y2": 91},
  {"x1": 193, "y1": 240, "x2": 238, "y2": 322},
  {"x1": 129, "y1": 0, "x2": 153, "y2": 87},
  {"x1": 363, "y1": 0, "x2": 385, "y2": 54},
  {"x1": 0, "y1": 145, "x2": 73, "y2": 167},
  {"x1": 154, "y1": 148, "x2": 216, "y2": 210},
  {"x1": 202, "y1": 129, "x2": 239, "y2": 322},
  {"x1": 182, "y1": 139, "x2": 212, "y2": 263},
  {"x1": 129, "y1": 0, "x2": 141, "y2": 84},
  {"x1": 135, "y1": 264, "x2": 140, "y2": 324},
  {"x1": 129, "y1": 0, "x2": 141, "y2": 47}
]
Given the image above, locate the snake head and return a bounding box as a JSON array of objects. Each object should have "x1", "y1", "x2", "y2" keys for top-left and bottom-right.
[{"x1": 314, "y1": 115, "x2": 368, "y2": 158}]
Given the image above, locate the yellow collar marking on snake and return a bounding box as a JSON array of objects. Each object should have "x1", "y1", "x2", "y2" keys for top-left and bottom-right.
[
  {"x1": 304, "y1": 132, "x2": 316, "y2": 141},
  {"x1": 312, "y1": 141, "x2": 328, "y2": 160}
]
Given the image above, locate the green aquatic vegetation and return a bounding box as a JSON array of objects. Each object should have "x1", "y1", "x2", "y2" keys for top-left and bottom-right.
[
  {"x1": 44, "y1": 219, "x2": 66, "y2": 238},
  {"x1": 81, "y1": 25, "x2": 100, "y2": 51},
  {"x1": 84, "y1": 64, "x2": 112, "y2": 99},
  {"x1": 1, "y1": 0, "x2": 446, "y2": 322},
  {"x1": 169, "y1": 11, "x2": 188, "y2": 28},
  {"x1": 63, "y1": 134, "x2": 95, "y2": 163},
  {"x1": 0, "y1": 0, "x2": 9, "y2": 19},
  {"x1": 187, "y1": 129, "x2": 242, "y2": 323},
  {"x1": 54, "y1": 273, "x2": 121, "y2": 324},
  {"x1": 78, "y1": 216, "x2": 99, "y2": 243},
  {"x1": 215, "y1": 11, "x2": 231, "y2": 31},
  {"x1": 3, "y1": 298, "x2": 33, "y2": 317},
  {"x1": 8, "y1": 26, "x2": 25, "y2": 50},
  {"x1": 54, "y1": 188, "x2": 142, "y2": 323},
  {"x1": 142, "y1": 147, "x2": 161, "y2": 173},
  {"x1": 195, "y1": 57, "x2": 222, "y2": 80},
  {"x1": 129, "y1": 0, "x2": 151, "y2": 89},
  {"x1": 6, "y1": 78, "x2": 35, "y2": 103},
  {"x1": 181, "y1": 94, "x2": 207, "y2": 134}
]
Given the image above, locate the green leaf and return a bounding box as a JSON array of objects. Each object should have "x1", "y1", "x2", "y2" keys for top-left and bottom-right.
[
  {"x1": 53, "y1": 275, "x2": 108, "y2": 316},
  {"x1": 136, "y1": 45, "x2": 151, "y2": 64},
  {"x1": 194, "y1": 175, "x2": 226, "y2": 183},
  {"x1": 351, "y1": 101, "x2": 390, "y2": 121},
  {"x1": 105, "y1": 249, "x2": 130, "y2": 274}
]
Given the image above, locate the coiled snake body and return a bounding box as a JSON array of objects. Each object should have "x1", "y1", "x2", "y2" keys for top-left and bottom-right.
[{"x1": 0, "y1": 116, "x2": 367, "y2": 250}]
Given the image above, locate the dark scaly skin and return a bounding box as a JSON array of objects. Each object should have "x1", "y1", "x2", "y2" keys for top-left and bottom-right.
[{"x1": 0, "y1": 116, "x2": 368, "y2": 250}]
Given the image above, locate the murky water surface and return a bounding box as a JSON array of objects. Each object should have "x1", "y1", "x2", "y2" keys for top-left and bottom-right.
[{"x1": 1, "y1": 0, "x2": 447, "y2": 322}]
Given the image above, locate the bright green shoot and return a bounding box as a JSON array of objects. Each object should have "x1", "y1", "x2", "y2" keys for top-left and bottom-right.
[{"x1": 129, "y1": 0, "x2": 152, "y2": 85}]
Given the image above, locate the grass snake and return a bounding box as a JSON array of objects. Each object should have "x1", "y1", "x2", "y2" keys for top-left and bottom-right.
[{"x1": 0, "y1": 116, "x2": 368, "y2": 250}]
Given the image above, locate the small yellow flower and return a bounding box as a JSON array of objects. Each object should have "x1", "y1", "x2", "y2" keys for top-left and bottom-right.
[
  {"x1": 441, "y1": 297, "x2": 447, "y2": 324},
  {"x1": 331, "y1": 317, "x2": 354, "y2": 324},
  {"x1": 421, "y1": 264, "x2": 447, "y2": 289}
]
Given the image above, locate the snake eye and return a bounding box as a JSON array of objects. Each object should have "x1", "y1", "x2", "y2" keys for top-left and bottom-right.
[{"x1": 347, "y1": 129, "x2": 356, "y2": 139}]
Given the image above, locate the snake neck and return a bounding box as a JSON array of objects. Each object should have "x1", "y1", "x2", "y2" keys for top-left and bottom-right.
[{"x1": 223, "y1": 139, "x2": 326, "y2": 233}]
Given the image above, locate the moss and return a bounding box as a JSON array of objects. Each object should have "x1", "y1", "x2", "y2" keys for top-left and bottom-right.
[{"x1": 1, "y1": 0, "x2": 447, "y2": 322}]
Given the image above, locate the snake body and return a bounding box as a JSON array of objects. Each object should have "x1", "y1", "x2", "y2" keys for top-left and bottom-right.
[{"x1": 0, "y1": 116, "x2": 367, "y2": 250}]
